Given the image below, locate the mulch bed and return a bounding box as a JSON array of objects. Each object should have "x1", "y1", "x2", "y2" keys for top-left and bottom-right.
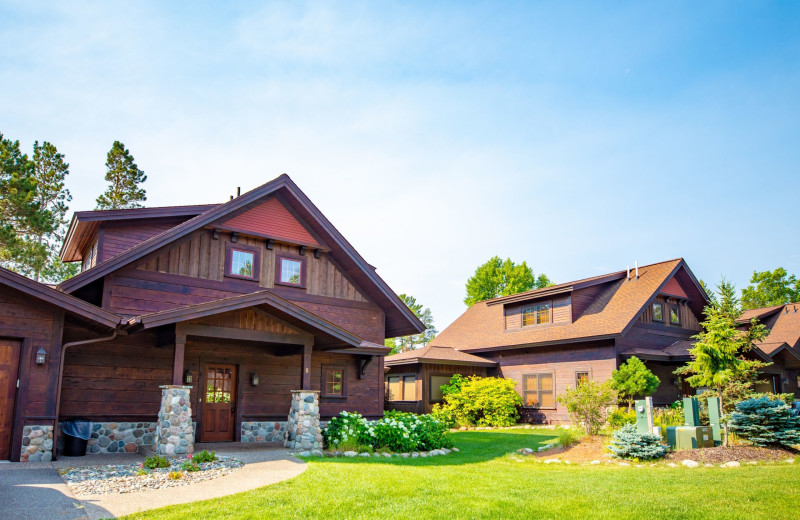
[
  {"x1": 534, "y1": 436, "x2": 613, "y2": 463},
  {"x1": 666, "y1": 445, "x2": 797, "y2": 464}
]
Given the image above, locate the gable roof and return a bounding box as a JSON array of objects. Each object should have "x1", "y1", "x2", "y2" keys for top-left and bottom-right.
[
  {"x1": 58, "y1": 174, "x2": 424, "y2": 337},
  {"x1": 126, "y1": 290, "x2": 389, "y2": 353},
  {"x1": 431, "y1": 258, "x2": 707, "y2": 352},
  {"x1": 385, "y1": 345, "x2": 497, "y2": 367},
  {"x1": 0, "y1": 267, "x2": 122, "y2": 329},
  {"x1": 60, "y1": 204, "x2": 217, "y2": 262}
]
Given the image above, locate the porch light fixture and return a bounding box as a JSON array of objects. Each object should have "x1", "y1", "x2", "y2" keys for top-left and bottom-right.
[
  {"x1": 35, "y1": 347, "x2": 47, "y2": 365},
  {"x1": 184, "y1": 370, "x2": 194, "y2": 384},
  {"x1": 251, "y1": 373, "x2": 260, "y2": 386}
]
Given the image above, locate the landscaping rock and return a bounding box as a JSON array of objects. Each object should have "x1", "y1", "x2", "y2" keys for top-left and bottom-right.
[
  {"x1": 401, "y1": 453, "x2": 410, "y2": 458},
  {"x1": 590, "y1": 460, "x2": 601, "y2": 465},
  {"x1": 785, "y1": 459, "x2": 795, "y2": 464},
  {"x1": 451, "y1": 447, "x2": 459, "y2": 452},
  {"x1": 358, "y1": 452, "x2": 371, "y2": 457},
  {"x1": 544, "y1": 459, "x2": 560, "y2": 464},
  {"x1": 411, "y1": 452, "x2": 419, "y2": 458},
  {"x1": 723, "y1": 461, "x2": 741, "y2": 468},
  {"x1": 667, "y1": 463, "x2": 678, "y2": 468},
  {"x1": 617, "y1": 462, "x2": 630, "y2": 467},
  {"x1": 343, "y1": 451, "x2": 357, "y2": 457},
  {"x1": 298, "y1": 451, "x2": 312, "y2": 457},
  {"x1": 517, "y1": 448, "x2": 534, "y2": 455},
  {"x1": 682, "y1": 460, "x2": 699, "y2": 468},
  {"x1": 420, "y1": 452, "x2": 428, "y2": 458},
  {"x1": 746, "y1": 461, "x2": 757, "y2": 465},
  {"x1": 704, "y1": 464, "x2": 713, "y2": 468},
  {"x1": 382, "y1": 453, "x2": 392, "y2": 458}
]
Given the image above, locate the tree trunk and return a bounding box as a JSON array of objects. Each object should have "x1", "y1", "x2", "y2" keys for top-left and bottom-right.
[{"x1": 719, "y1": 388, "x2": 728, "y2": 447}]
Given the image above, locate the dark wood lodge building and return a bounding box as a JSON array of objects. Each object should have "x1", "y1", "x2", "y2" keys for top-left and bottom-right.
[
  {"x1": 388, "y1": 259, "x2": 800, "y2": 423},
  {"x1": 0, "y1": 174, "x2": 423, "y2": 461}
]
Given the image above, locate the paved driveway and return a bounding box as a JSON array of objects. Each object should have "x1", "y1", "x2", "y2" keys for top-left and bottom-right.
[{"x1": 0, "y1": 466, "x2": 100, "y2": 520}]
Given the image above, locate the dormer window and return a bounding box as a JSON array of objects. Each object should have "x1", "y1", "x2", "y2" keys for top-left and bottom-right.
[
  {"x1": 275, "y1": 253, "x2": 306, "y2": 287},
  {"x1": 225, "y1": 243, "x2": 260, "y2": 281},
  {"x1": 652, "y1": 303, "x2": 664, "y2": 322},
  {"x1": 522, "y1": 302, "x2": 551, "y2": 326},
  {"x1": 670, "y1": 306, "x2": 680, "y2": 325}
]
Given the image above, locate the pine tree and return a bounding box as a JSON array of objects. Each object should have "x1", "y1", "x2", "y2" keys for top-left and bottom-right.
[
  {"x1": 609, "y1": 356, "x2": 661, "y2": 411},
  {"x1": 675, "y1": 279, "x2": 768, "y2": 446},
  {"x1": 0, "y1": 134, "x2": 77, "y2": 282},
  {"x1": 385, "y1": 294, "x2": 438, "y2": 353},
  {"x1": 96, "y1": 141, "x2": 147, "y2": 209}
]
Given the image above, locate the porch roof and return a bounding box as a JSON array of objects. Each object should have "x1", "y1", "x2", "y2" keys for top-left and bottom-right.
[{"x1": 125, "y1": 290, "x2": 390, "y2": 354}]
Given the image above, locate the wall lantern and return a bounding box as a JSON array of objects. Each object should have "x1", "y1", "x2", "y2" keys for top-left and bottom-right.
[
  {"x1": 251, "y1": 373, "x2": 260, "y2": 386},
  {"x1": 184, "y1": 370, "x2": 194, "y2": 384},
  {"x1": 35, "y1": 347, "x2": 47, "y2": 365}
]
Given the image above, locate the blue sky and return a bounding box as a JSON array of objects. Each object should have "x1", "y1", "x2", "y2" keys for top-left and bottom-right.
[{"x1": 1, "y1": 1, "x2": 799, "y2": 330}]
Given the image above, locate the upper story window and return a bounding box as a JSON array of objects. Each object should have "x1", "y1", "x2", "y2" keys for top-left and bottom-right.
[
  {"x1": 82, "y1": 240, "x2": 98, "y2": 272},
  {"x1": 522, "y1": 302, "x2": 551, "y2": 326},
  {"x1": 670, "y1": 306, "x2": 680, "y2": 325},
  {"x1": 225, "y1": 243, "x2": 260, "y2": 281},
  {"x1": 275, "y1": 253, "x2": 305, "y2": 287},
  {"x1": 652, "y1": 302, "x2": 664, "y2": 322}
]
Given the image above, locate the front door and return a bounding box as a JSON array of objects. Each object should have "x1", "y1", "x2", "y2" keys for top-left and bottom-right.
[
  {"x1": 202, "y1": 365, "x2": 237, "y2": 442},
  {"x1": 0, "y1": 340, "x2": 21, "y2": 460}
]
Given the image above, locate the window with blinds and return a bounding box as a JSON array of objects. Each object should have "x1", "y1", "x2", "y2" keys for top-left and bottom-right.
[{"x1": 523, "y1": 373, "x2": 555, "y2": 408}]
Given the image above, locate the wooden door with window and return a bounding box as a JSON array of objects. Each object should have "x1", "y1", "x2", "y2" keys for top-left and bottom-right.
[
  {"x1": 0, "y1": 340, "x2": 21, "y2": 460},
  {"x1": 202, "y1": 365, "x2": 237, "y2": 442}
]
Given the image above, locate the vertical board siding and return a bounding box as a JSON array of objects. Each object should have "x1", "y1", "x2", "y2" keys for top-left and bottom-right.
[
  {"x1": 188, "y1": 308, "x2": 306, "y2": 338},
  {"x1": 637, "y1": 295, "x2": 700, "y2": 331}
]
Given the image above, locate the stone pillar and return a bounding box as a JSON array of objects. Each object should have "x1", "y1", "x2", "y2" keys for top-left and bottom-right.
[
  {"x1": 284, "y1": 390, "x2": 321, "y2": 450},
  {"x1": 20, "y1": 425, "x2": 54, "y2": 462},
  {"x1": 155, "y1": 385, "x2": 194, "y2": 456}
]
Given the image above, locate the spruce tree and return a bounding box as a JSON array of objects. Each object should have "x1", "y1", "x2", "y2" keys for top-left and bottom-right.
[{"x1": 96, "y1": 141, "x2": 147, "y2": 209}]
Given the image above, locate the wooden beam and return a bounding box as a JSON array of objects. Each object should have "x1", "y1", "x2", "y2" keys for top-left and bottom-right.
[
  {"x1": 359, "y1": 355, "x2": 375, "y2": 379},
  {"x1": 172, "y1": 335, "x2": 186, "y2": 385},
  {"x1": 181, "y1": 323, "x2": 312, "y2": 345},
  {"x1": 302, "y1": 341, "x2": 312, "y2": 390}
]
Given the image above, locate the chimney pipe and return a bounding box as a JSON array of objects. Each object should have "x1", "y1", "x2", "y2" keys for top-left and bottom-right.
[
  {"x1": 635, "y1": 261, "x2": 639, "y2": 280},
  {"x1": 237, "y1": 187, "x2": 241, "y2": 197},
  {"x1": 627, "y1": 266, "x2": 630, "y2": 282}
]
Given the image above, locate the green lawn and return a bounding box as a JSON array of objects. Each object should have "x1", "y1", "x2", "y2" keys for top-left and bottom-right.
[{"x1": 126, "y1": 429, "x2": 800, "y2": 520}]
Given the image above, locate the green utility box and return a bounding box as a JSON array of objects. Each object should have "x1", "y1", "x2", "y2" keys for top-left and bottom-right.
[
  {"x1": 635, "y1": 397, "x2": 654, "y2": 435},
  {"x1": 683, "y1": 397, "x2": 700, "y2": 427},
  {"x1": 666, "y1": 426, "x2": 714, "y2": 450},
  {"x1": 707, "y1": 397, "x2": 722, "y2": 445}
]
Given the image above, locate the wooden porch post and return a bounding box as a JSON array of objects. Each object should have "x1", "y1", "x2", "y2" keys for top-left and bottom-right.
[
  {"x1": 172, "y1": 334, "x2": 186, "y2": 386},
  {"x1": 301, "y1": 341, "x2": 313, "y2": 390}
]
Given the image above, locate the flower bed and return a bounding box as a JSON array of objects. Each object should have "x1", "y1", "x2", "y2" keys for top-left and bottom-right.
[
  {"x1": 322, "y1": 411, "x2": 452, "y2": 453},
  {"x1": 59, "y1": 455, "x2": 243, "y2": 495}
]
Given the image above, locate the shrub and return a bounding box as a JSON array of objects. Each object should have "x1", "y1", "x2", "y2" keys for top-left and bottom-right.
[
  {"x1": 653, "y1": 407, "x2": 684, "y2": 427},
  {"x1": 607, "y1": 424, "x2": 668, "y2": 460},
  {"x1": 168, "y1": 471, "x2": 183, "y2": 480},
  {"x1": 607, "y1": 408, "x2": 636, "y2": 429},
  {"x1": 143, "y1": 455, "x2": 170, "y2": 469},
  {"x1": 728, "y1": 396, "x2": 800, "y2": 447},
  {"x1": 556, "y1": 380, "x2": 616, "y2": 435},
  {"x1": 322, "y1": 411, "x2": 375, "y2": 448},
  {"x1": 181, "y1": 459, "x2": 201, "y2": 472},
  {"x1": 435, "y1": 376, "x2": 522, "y2": 427},
  {"x1": 556, "y1": 428, "x2": 582, "y2": 448},
  {"x1": 323, "y1": 411, "x2": 451, "y2": 452},
  {"x1": 609, "y1": 356, "x2": 660, "y2": 410},
  {"x1": 192, "y1": 450, "x2": 217, "y2": 464},
  {"x1": 430, "y1": 404, "x2": 457, "y2": 429}
]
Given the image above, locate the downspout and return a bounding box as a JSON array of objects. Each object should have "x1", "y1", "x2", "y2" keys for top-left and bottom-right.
[{"x1": 51, "y1": 327, "x2": 121, "y2": 461}]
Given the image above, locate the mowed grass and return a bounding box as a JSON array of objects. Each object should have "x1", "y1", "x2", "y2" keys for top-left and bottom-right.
[{"x1": 125, "y1": 429, "x2": 800, "y2": 520}]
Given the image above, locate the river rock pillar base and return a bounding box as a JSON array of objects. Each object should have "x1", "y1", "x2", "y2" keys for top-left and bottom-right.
[
  {"x1": 285, "y1": 390, "x2": 321, "y2": 450},
  {"x1": 155, "y1": 385, "x2": 194, "y2": 457}
]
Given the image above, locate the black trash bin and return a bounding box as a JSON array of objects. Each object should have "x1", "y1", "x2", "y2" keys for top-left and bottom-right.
[{"x1": 62, "y1": 419, "x2": 92, "y2": 456}]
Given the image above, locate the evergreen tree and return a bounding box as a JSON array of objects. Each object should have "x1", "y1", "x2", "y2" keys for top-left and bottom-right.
[
  {"x1": 0, "y1": 133, "x2": 77, "y2": 282},
  {"x1": 96, "y1": 141, "x2": 147, "y2": 209},
  {"x1": 385, "y1": 294, "x2": 437, "y2": 354},
  {"x1": 609, "y1": 356, "x2": 661, "y2": 411},
  {"x1": 675, "y1": 279, "x2": 769, "y2": 446}
]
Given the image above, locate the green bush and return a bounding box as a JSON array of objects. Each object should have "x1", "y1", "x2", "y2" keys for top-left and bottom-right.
[
  {"x1": 556, "y1": 428, "x2": 582, "y2": 448},
  {"x1": 434, "y1": 375, "x2": 522, "y2": 427},
  {"x1": 728, "y1": 396, "x2": 800, "y2": 447},
  {"x1": 192, "y1": 449, "x2": 217, "y2": 464},
  {"x1": 181, "y1": 459, "x2": 201, "y2": 472},
  {"x1": 607, "y1": 408, "x2": 636, "y2": 429},
  {"x1": 653, "y1": 407, "x2": 684, "y2": 427},
  {"x1": 323, "y1": 410, "x2": 451, "y2": 452},
  {"x1": 607, "y1": 424, "x2": 668, "y2": 460},
  {"x1": 143, "y1": 455, "x2": 170, "y2": 469},
  {"x1": 430, "y1": 404, "x2": 457, "y2": 429},
  {"x1": 556, "y1": 380, "x2": 616, "y2": 435}
]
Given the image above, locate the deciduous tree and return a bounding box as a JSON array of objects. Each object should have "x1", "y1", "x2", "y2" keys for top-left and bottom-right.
[
  {"x1": 96, "y1": 141, "x2": 147, "y2": 209},
  {"x1": 741, "y1": 268, "x2": 800, "y2": 310},
  {"x1": 464, "y1": 256, "x2": 552, "y2": 306}
]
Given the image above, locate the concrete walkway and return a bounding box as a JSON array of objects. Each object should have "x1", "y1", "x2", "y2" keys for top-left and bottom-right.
[{"x1": 0, "y1": 444, "x2": 306, "y2": 520}]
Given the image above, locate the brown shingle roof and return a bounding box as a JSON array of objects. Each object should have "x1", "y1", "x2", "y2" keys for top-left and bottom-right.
[
  {"x1": 431, "y1": 258, "x2": 689, "y2": 352},
  {"x1": 619, "y1": 339, "x2": 696, "y2": 360},
  {"x1": 753, "y1": 303, "x2": 800, "y2": 350},
  {"x1": 385, "y1": 345, "x2": 497, "y2": 367}
]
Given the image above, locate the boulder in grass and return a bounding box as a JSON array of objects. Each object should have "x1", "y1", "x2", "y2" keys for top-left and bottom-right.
[
  {"x1": 724, "y1": 461, "x2": 741, "y2": 468},
  {"x1": 343, "y1": 451, "x2": 357, "y2": 458},
  {"x1": 682, "y1": 460, "x2": 699, "y2": 468}
]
